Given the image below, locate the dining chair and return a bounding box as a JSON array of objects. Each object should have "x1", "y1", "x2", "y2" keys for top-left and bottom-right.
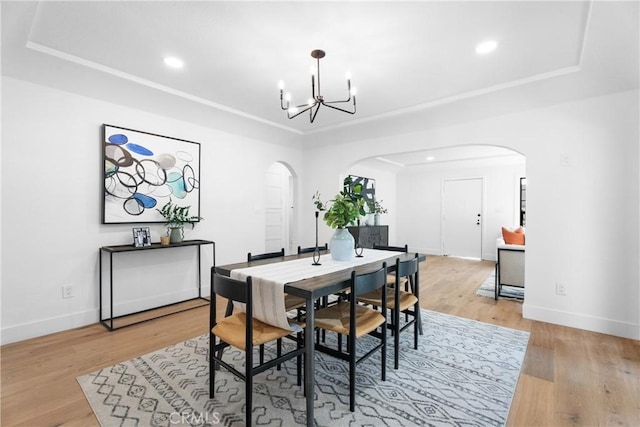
[
  {"x1": 297, "y1": 242, "x2": 328, "y2": 254},
  {"x1": 373, "y1": 243, "x2": 408, "y2": 286},
  {"x1": 372, "y1": 243, "x2": 423, "y2": 335},
  {"x1": 247, "y1": 248, "x2": 285, "y2": 262},
  {"x1": 209, "y1": 272, "x2": 305, "y2": 427},
  {"x1": 313, "y1": 264, "x2": 388, "y2": 412},
  {"x1": 358, "y1": 254, "x2": 420, "y2": 369}
]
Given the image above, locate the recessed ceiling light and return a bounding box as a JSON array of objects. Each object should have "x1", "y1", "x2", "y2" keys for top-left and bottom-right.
[
  {"x1": 475, "y1": 40, "x2": 498, "y2": 55},
  {"x1": 163, "y1": 56, "x2": 184, "y2": 69},
  {"x1": 426, "y1": 156, "x2": 435, "y2": 161}
]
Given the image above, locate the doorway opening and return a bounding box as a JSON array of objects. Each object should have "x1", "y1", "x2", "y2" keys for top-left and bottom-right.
[
  {"x1": 442, "y1": 177, "x2": 483, "y2": 259},
  {"x1": 264, "y1": 162, "x2": 296, "y2": 254}
]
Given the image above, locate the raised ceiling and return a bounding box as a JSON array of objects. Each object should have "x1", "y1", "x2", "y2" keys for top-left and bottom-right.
[{"x1": 2, "y1": 1, "x2": 638, "y2": 153}]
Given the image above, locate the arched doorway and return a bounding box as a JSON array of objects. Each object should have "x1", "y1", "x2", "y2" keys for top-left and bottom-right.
[
  {"x1": 348, "y1": 145, "x2": 525, "y2": 260},
  {"x1": 264, "y1": 162, "x2": 296, "y2": 254}
]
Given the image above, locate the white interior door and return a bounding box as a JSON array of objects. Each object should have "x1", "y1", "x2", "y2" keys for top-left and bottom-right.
[
  {"x1": 442, "y1": 178, "x2": 483, "y2": 259},
  {"x1": 264, "y1": 163, "x2": 292, "y2": 253}
]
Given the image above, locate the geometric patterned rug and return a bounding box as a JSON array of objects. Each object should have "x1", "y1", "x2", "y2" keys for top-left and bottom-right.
[
  {"x1": 77, "y1": 309, "x2": 529, "y2": 426},
  {"x1": 476, "y1": 272, "x2": 525, "y2": 300}
]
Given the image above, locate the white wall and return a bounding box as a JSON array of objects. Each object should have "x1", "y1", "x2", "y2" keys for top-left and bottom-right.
[
  {"x1": 396, "y1": 159, "x2": 525, "y2": 260},
  {"x1": 302, "y1": 89, "x2": 639, "y2": 340},
  {"x1": 2, "y1": 76, "x2": 638, "y2": 343},
  {"x1": 0, "y1": 77, "x2": 303, "y2": 344}
]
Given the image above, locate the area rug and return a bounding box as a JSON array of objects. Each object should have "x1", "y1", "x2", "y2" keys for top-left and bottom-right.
[
  {"x1": 77, "y1": 309, "x2": 529, "y2": 426},
  {"x1": 476, "y1": 272, "x2": 525, "y2": 300}
]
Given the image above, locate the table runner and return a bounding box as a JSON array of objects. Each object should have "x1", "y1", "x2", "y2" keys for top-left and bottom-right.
[{"x1": 230, "y1": 249, "x2": 400, "y2": 331}]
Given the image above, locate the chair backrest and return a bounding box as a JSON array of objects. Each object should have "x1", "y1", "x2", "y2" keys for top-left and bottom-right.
[
  {"x1": 394, "y1": 254, "x2": 420, "y2": 301},
  {"x1": 373, "y1": 244, "x2": 408, "y2": 253},
  {"x1": 297, "y1": 243, "x2": 328, "y2": 254},
  {"x1": 210, "y1": 272, "x2": 254, "y2": 347},
  {"x1": 350, "y1": 263, "x2": 387, "y2": 336},
  {"x1": 247, "y1": 248, "x2": 285, "y2": 262},
  {"x1": 396, "y1": 253, "x2": 419, "y2": 279},
  {"x1": 352, "y1": 263, "x2": 388, "y2": 298}
]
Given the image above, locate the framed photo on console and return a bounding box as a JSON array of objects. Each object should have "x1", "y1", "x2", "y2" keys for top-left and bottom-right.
[{"x1": 132, "y1": 227, "x2": 151, "y2": 247}]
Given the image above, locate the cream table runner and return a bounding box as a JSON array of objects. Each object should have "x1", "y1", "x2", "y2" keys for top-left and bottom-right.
[{"x1": 230, "y1": 249, "x2": 400, "y2": 331}]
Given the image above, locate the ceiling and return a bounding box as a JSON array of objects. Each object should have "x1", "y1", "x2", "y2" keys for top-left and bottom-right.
[{"x1": 2, "y1": 1, "x2": 638, "y2": 168}]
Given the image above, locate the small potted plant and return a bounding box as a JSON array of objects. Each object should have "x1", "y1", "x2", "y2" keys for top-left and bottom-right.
[
  {"x1": 156, "y1": 198, "x2": 203, "y2": 243},
  {"x1": 372, "y1": 199, "x2": 388, "y2": 225},
  {"x1": 313, "y1": 177, "x2": 366, "y2": 261}
]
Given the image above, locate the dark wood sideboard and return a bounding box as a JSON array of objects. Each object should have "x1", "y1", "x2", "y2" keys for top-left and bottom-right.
[{"x1": 347, "y1": 225, "x2": 389, "y2": 249}]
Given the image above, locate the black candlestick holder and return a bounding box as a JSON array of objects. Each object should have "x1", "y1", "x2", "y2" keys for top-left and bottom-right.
[
  {"x1": 312, "y1": 211, "x2": 321, "y2": 265},
  {"x1": 355, "y1": 218, "x2": 364, "y2": 257}
]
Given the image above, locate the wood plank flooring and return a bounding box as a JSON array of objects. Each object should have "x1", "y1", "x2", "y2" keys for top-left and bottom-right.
[{"x1": 1, "y1": 256, "x2": 638, "y2": 426}]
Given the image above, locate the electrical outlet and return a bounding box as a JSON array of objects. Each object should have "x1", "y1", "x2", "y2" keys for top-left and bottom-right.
[
  {"x1": 62, "y1": 284, "x2": 74, "y2": 299},
  {"x1": 555, "y1": 282, "x2": 566, "y2": 296},
  {"x1": 560, "y1": 154, "x2": 570, "y2": 167}
]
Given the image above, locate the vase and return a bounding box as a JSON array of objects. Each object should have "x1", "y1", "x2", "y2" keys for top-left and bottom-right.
[
  {"x1": 374, "y1": 213, "x2": 381, "y2": 226},
  {"x1": 168, "y1": 226, "x2": 184, "y2": 243},
  {"x1": 364, "y1": 214, "x2": 374, "y2": 226},
  {"x1": 329, "y1": 228, "x2": 355, "y2": 261}
]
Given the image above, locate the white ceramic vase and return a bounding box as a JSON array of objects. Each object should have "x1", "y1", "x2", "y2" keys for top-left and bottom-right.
[{"x1": 329, "y1": 228, "x2": 355, "y2": 261}]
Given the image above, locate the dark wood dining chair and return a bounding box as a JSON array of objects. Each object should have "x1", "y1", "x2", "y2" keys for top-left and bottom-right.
[
  {"x1": 313, "y1": 264, "x2": 388, "y2": 412},
  {"x1": 247, "y1": 248, "x2": 285, "y2": 262},
  {"x1": 209, "y1": 272, "x2": 305, "y2": 427},
  {"x1": 372, "y1": 243, "x2": 422, "y2": 335},
  {"x1": 297, "y1": 243, "x2": 328, "y2": 254},
  {"x1": 358, "y1": 254, "x2": 420, "y2": 369}
]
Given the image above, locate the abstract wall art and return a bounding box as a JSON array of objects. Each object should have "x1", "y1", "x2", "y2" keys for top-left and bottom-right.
[
  {"x1": 102, "y1": 124, "x2": 201, "y2": 224},
  {"x1": 349, "y1": 175, "x2": 376, "y2": 205}
]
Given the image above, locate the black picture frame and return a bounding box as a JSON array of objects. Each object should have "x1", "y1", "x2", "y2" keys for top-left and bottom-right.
[
  {"x1": 348, "y1": 175, "x2": 376, "y2": 205},
  {"x1": 102, "y1": 124, "x2": 201, "y2": 224},
  {"x1": 132, "y1": 227, "x2": 151, "y2": 247}
]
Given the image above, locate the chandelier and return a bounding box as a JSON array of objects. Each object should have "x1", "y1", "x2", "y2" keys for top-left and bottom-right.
[{"x1": 279, "y1": 49, "x2": 357, "y2": 123}]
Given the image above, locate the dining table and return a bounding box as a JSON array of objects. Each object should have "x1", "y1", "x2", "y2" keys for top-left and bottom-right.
[{"x1": 214, "y1": 248, "x2": 426, "y2": 426}]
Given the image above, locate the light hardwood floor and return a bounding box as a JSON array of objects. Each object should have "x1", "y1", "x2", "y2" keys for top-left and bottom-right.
[{"x1": 1, "y1": 256, "x2": 638, "y2": 426}]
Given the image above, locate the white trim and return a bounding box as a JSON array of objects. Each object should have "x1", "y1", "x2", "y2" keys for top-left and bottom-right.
[
  {"x1": 523, "y1": 303, "x2": 640, "y2": 340},
  {"x1": 1, "y1": 308, "x2": 97, "y2": 345}
]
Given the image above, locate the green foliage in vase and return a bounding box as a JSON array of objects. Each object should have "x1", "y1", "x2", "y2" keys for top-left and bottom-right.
[
  {"x1": 367, "y1": 199, "x2": 388, "y2": 214},
  {"x1": 156, "y1": 198, "x2": 203, "y2": 229},
  {"x1": 313, "y1": 177, "x2": 366, "y2": 229}
]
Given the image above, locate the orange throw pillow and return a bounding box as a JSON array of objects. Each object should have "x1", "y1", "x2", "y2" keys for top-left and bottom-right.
[{"x1": 502, "y1": 227, "x2": 525, "y2": 245}]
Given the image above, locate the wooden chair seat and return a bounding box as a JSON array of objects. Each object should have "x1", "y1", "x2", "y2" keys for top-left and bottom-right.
[
  {"x1": 212, "y1": 312, "x2": 304, "y2": 351},
  {"x1": 313, "y1": 264, "x2": 388, "y2": 412},
  {"x1": 358, "y1": 287, "x2": 418, "y2": 312},
  {"x1": 285, "y1": 294, "x2": 306, "y2": 311},
  {"x1": 315, "y1": 300, "x2": 386, "y2": 338}
]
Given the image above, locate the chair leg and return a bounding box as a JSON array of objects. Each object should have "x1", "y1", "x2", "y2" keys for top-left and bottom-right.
[
  {"x1": 394, "y1": 305, "x2": 400, "y2": 370},
  {"x1": 259, "y1": 344, "x2": 264, "y2": 364},
  {"x1": 209, "y1": 336, "x2": 216, "y2": 398},
  {"x1": 381, "y1": 322, "x2": 387, "y2": 382},
  {"x1": 413, "y1": 303, "x2": 419, "y2": 350},
  {"x1": 296, "y1": 332, "x2": 302, "y2": 387},
  {"x1": 495, "y1": 263, "x2": 499, "y2": 300},
  {"x1": 276, "y1": 338, "x2": 282, "y2": 370},
  {"x1": 349, "y1": 333, "x2": 356, "y2": 412},
  {"x1": 246, "y1": 347, "x2": 253, "y2": 427}
]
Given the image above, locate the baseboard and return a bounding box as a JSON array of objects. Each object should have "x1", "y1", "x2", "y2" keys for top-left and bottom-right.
[
  {"x1": 411, "y1": 246, "x2": 441, "y2": 256},
  {"x1": 1, "y1": 308, "x2": 98, "y2": 345},
  {"x1": 483, "y1": 252, "x2": 497, "y2": 262},
  {"x1": 523, "y1": 303, "x2": 640, "y2": 340},
  {"x1": 1, "y1": 287, "x2": 211, "y2": 345}
]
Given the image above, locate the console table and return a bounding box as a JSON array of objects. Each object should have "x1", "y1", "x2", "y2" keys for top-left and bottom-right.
[
  {"x1": 99, "y1": 239, "x2": 214, "y2": 330},
  {"x1": 347, "y1": 225, "x2": 389, "y2": 249}
]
